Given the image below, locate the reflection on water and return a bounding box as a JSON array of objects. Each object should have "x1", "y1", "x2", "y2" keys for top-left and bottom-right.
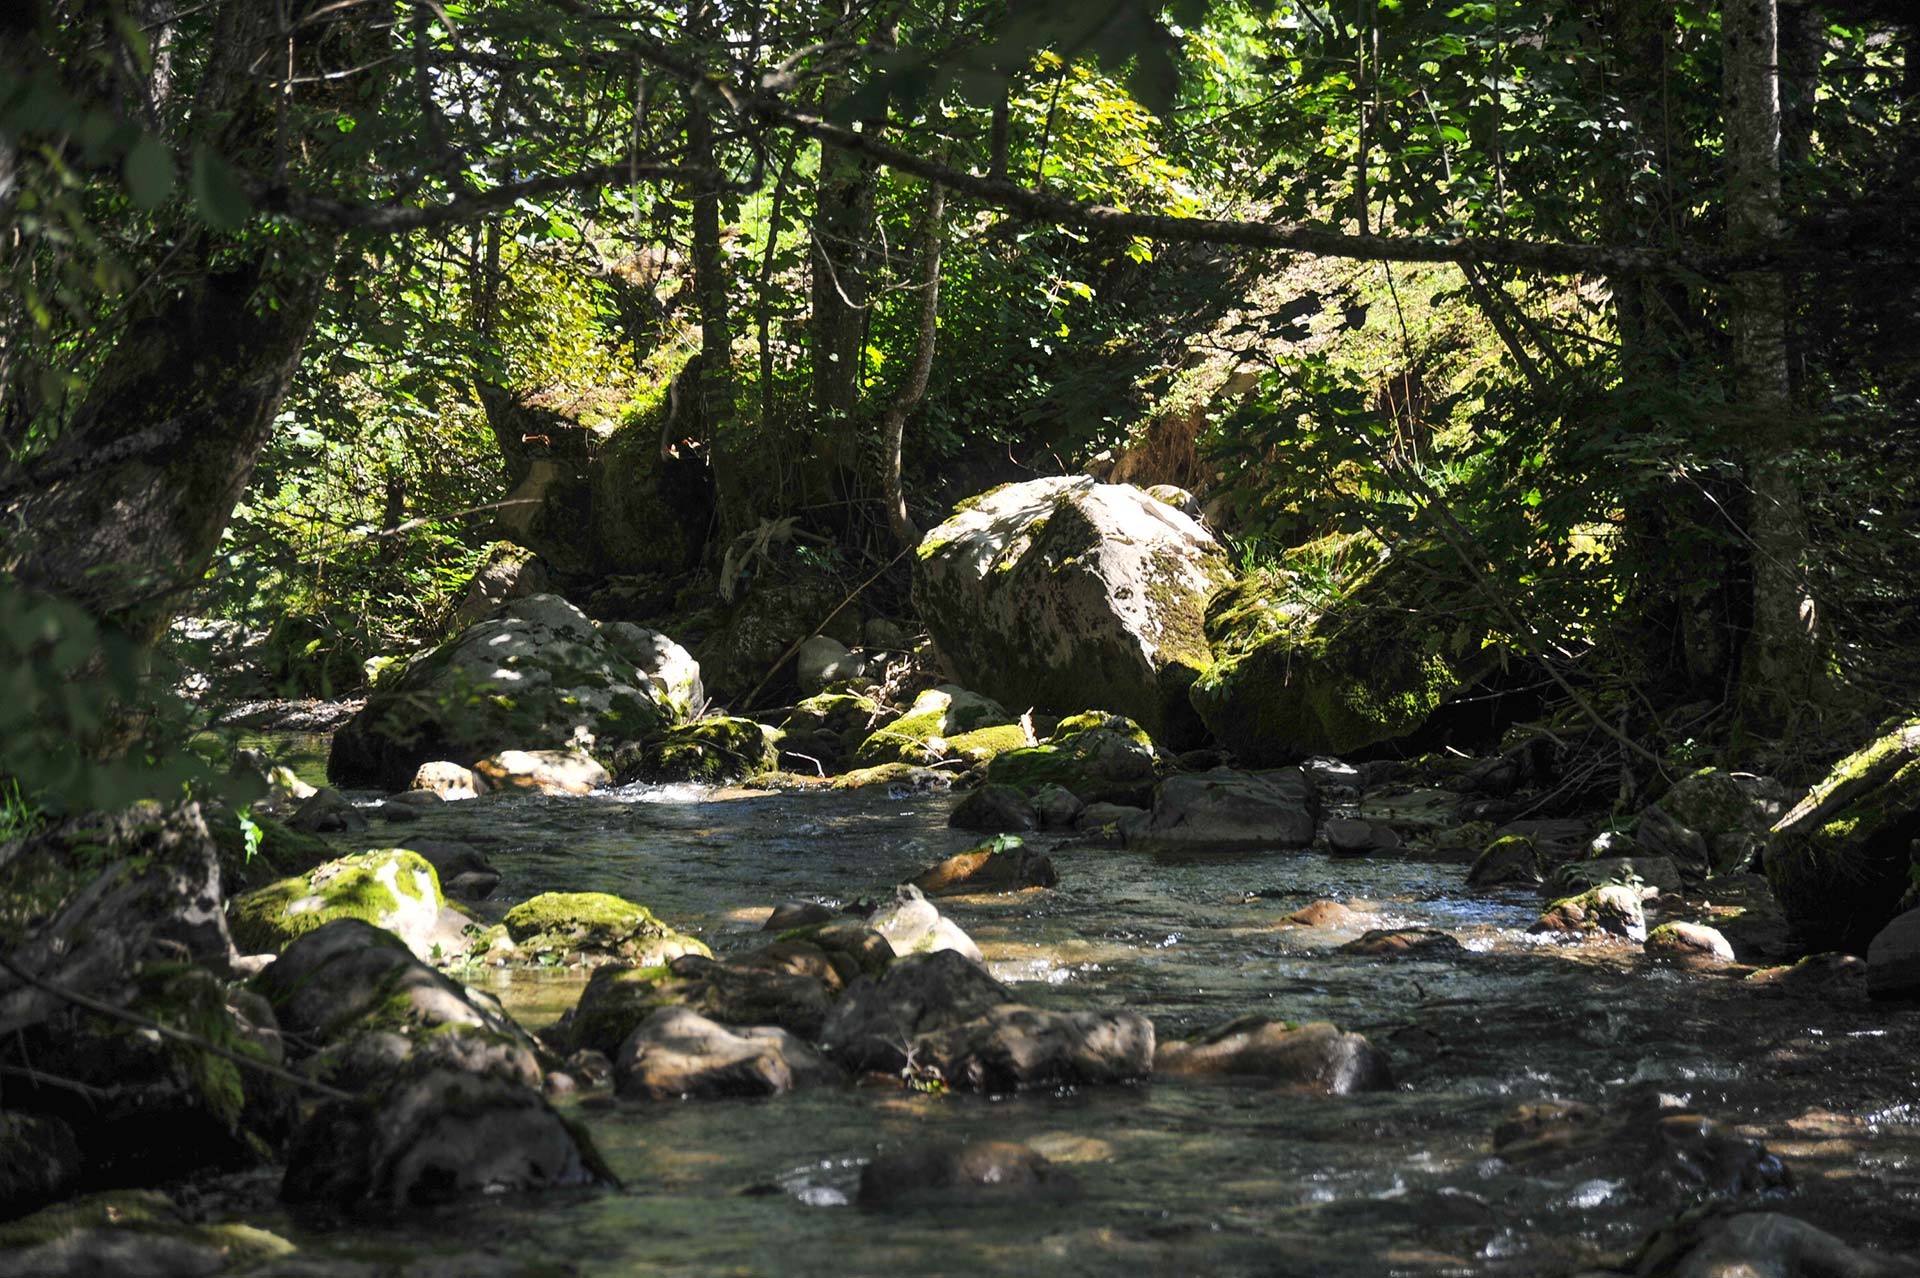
[{"x1": 267, "y1": 781, "x2": 1920, "y2": 1275}]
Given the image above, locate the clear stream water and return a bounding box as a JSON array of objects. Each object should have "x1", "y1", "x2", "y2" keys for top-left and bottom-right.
[{"x1": 227, "y1": 777, "x2": 1920, "y2": 1276}]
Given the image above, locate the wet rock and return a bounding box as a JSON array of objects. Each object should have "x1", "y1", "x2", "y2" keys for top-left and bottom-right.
[
  {"x1": 947, "y1": 784, "x2": 1037, "y2": 833},
  {"x1": 819, "y1": 951, "x2": 1015, "y2": 1073},
  {"x1": 746, "y1": 922, "x2": 891, "y2": 988},
  {"x1": 1325, "y1": 816, "x2": 1402, "y2": 855},
  {"x1": 1531, "y1": 885, "x2": 1648, "y2": 942},
  {"x1": 286, "y1": 787, "x2": 368, "y2": 834},
  {"x1": 228, "y1": 849, "x2": 447, "y2": 958},
  {"x1": 1306, "y1": 757, "x2": 1364, "y2": 797},
  {"x1": 1640, "y1": 767, "x2": 1788, "y2": 878},
  {"x1": 1467, "y1": 834, "x2": 1542, "y2": 887},
  {"x1": 765, "y1": 900, "x2": 837, "y2": 931},
  {"x1": 563, "y1": 952, "x2": 836, "y2": 1055},
  {"x1": 853, "y1": 685, "x2": 1013, "y2": 768},
  {"x1": 778, "y1": 692, "x2": 880, "y2": 771},
  {"x1": 0, "y1": 1191, "x2": 295, "y2": 1277},
  {"x1": 1645, "y1": 921, "x2": 1736, "y2": 965},
  {"x1": 1866, "y1": 909, "x2": 1920, "y2": 1001},
  {"x1": 912, "y1": 476, "x2": 1229, "y2": 745},
  {"x1": 472, "y1": 747, "x2": 609, "y2": 795},
  {"x1": 1031, "y1": 784, "x2": 1085, "y2": 830},
  {"x1": 1074, "y1": 801, "x2": 1148, "y2": 843},
  {"x1": 1765, "y1": 717, "x2": 1920, "y2": 951},
  {"x1": 0, "y1": 1113, "x2": 81, "y2": 1218},
  {"x1": 857, "y1": 1140, "x2": 1078, "y2": 1208},
  {"x1": 1745, "y1": 952, "x2": 1871, "y2": 1002},
  {"x1": 1493, "y1": 1097, "x2": 1790, "y2": 1204},
  {"x1": 860, "y1": 884, "x2": 983, "y2": 961},
  {"x1": 1282, "y1": 899, "x2": 1357, "y2": 928},
  {"x1": 411, "y1": 760, "x2": 487, "y2": 800},
  {"x1": 1493, "y1": 818, "x2": 1592, "y2": 865},
  {"x1": 1129, "y1": 767, "x2": 1318, "y2": 851},
  {"x1": 910, "y1": 841, "x2": 1058, "y2": 896},
  {"x1": 614, "y1": 1007, "x2": 841, "y2": 1100},
  {"x1": 1338, "y1": 928, "x2": 1464, "y2": 958},
  {"x1": 908, "y1": 1004, "x2": 1155, "y2": 1092},
  {"x1": 1550, "y1": 855, "x2": 1684, "y2": 898},
  {"x1": 329, "y1": 594, "x2": 699, "y2": 791},
  {"x1": 1630, "y1": 1212, "x2": 1918, "y2": 1278},
  {"x1": 254, "y1": 919, "x2": 541, "y2": 1090},
  {"x1": 986, "y1": 716, "x2": 1160, "y2": 806},
  {"x1": 282, "y1": 1069, "x2": 611, "y2": 1210},
  {"x1": 828, "y1": 763, "x2": 952, "y2": 793},
  {"x1": 392, "y1": 838, "x2": 500, "y2": 901},
  {"x1": 628, "y1": 717, "x2": 778, "y2": 784},
  {"x1": 500, "y1": 891, "x2": 709, "y2": 967},
  {"x1": 796, "y1": 635, "x2": 864, "y2": 696},
  {"x1": 1155, "y1": 1017, "x2": 1392, "y2": 1093}
]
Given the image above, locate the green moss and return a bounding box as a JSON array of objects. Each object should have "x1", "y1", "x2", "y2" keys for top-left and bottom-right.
[
  {"x1": 229, "y1": 849, "x2": 441, "y2": 954},
  {"x1": 1052, "y1": 711, "x2": 1154, "y2": 748},
  {"x1": 637, "y1": 717, "x2": 778, "y2": 783},
  {"x1": 501, "y1": 891, "x2": 708, "y2": 965},
  {"x1": 829, "y1": 762, "x2": 934, "y2": 790},
  {"x1": 943, "y1": 723, "x2": 1031, "y2": 765}
]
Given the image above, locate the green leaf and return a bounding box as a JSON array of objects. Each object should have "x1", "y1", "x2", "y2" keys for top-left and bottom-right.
[
  {"x1": 190, "y1": 145, "x2": 252, "y2": 231},
  {"x1": 124, "y1": 135, "x2": 172, "y2": 209}
]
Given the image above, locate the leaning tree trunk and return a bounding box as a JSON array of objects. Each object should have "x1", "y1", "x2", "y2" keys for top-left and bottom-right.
[
  {"x1": 1722, "y1": 0, "x2": 1824, "y2": 730},
  {"x1": 875, "y1": 181, "x2": 945, "y2": 551}
]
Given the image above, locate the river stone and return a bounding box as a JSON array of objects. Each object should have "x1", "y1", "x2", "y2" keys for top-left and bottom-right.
[
  {"x1": 1530, "y1": 885, "x2": 1648, "y2": 942},
  {"x1": 861, "y1": 884, "x2": 983, "y2": 961},
  {"x1": 1766, "y1": 718, "x2": 1920, "y2": 951},
  {"x1": 0, "y1": 1192, "x2": 297, "y2": 1278},
  {"x1": 1493, "y1": 1098, "x2": 1789, "y2": 1203},
  {"x1": 411, "y1": 760, "x2": 487, "y2": 800},
  {"x1": 1467, "y1": 833, "x2": 1542, "y2": 887},
  {"x1": 857, "y1": 1140, "x2": 1078, "y2": 1208},
  {"x1": 500, "y1": 891, "x2": 709, "y2": 967},
  {"x1": 1325, "y1": 816, "x2": 1401, "y2": 855},
  {"x1": 1639, "y1": 767, "x2": 1788, "y2": 877},
  {"x1": 282, "y1": 1069, "x2": 611, "y2": 1210},
  {"x1": 948, "y1": 784, "x2": 1038, "y2": 833},
  {"x1": 796, "y1": 635, "x2": 864, "y2": 695},
  {"x1": 779, "y1": 691, "x2": 880, "y2": 770},
  {"x1": 765, "y1": 900, "x2": 837, "y2": 931},
  {"x1": 228, "y1": 849, "x2": 447, "y2": 958},
  {"x1": 987, "y1": 722, "x2": 1159, "y2": 806},
  {"x1": 903, "y1": 1003, "x2": 1155, "y2": 1093},
  {"x1": 627, "y1": 716, "x2": 778, "y2": 783},
  {"x1": 329, "y1": 594, "x2": 700, "y2": 792},
  {"x1": 1645, "y1": 921, "x2": 1736, "y2": 965},
  {"x1": 1745, "y1": 952, "x2": 1871, "y2": 1002},
  {"x1": 1282, "y1": 899, "x2": 1358, "y2": 928},
  {"x1": 1339, "y1": 928, "x2": 1464, "y2": 958},
  {"x1": 819, "y1": 951, "x2": 1016, "y2": 1074},
  {"x1": 286, "y1": 786, "x2": 368, "y2": 834},
  {"x1": 391, "y1": 838, "x2": 500, "y2": 900},
  {"x1": 562, "y1": 952, "x2": 837, "y2": 1055},
  {"x1": 1128, "y1": 767, "x2": 1318, "y2": 850},
  {"x1": 912, "y1": 477, "x2": 1229, "y2": 746},
  {"x1": 1031, "y1": 783, "x2": 1086, "y2": 829},
  {"x1": 1866, "y1": 909, "x2": 1920, "y2": 1001},
  {"x1": 1155, "y1": 1018, "x2": 1392, "y2": 1093},
  {"x1": 853, "y1": 685, "x2": 1013, "y2": 768},
  {"x1": 1633, "y1": 1211, "x2": 1920, "y2": 1278},
  {"x1": 1075, "y1": 801, "x2": 1148, "y2": 842},
  {"x1": 1191, "y1": 536, "x2": 1498, "y2": 763},
  {"x1": 910, "y1": 843, "x2": 1058, "y2": 896},
  {"x1": 1549, "y1": 855, "x2": 1684, "y2": 898},
  {"x1": 253, "y1": 919, "x2": 541, "y2": 1089},
  {"x1": 472, "y1": 747, "x2": 609, "y2": 795},
  {"x1": 613, "y1": 1006, "x2": 841, "y2": 1100}
]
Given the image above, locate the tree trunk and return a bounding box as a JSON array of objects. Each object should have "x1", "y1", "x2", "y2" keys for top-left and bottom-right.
[
  {"x1": 686, "y1": 63, "x2": 731, "y2": 447},
  {"x1": 876, "y1": 181, "x2": 945, "y2": 551},
  {"x1": 1723, "y1": 0, "x2": 1824, "y2": 729},
  {"x1": 809, "y1": 131, "x2": 876, "y2": 437}
]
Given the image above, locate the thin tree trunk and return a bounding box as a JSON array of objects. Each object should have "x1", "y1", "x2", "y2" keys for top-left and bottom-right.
[
  {"x1": 758, "y1": 143, "x2": 797, "y2": 428},
  {"x1": 1723, "y1": 0, "x2": 1822, "y2": 728},
  {"x1": 686, "y1": 65, "x2": 731, "y2": 442},
  {"x1": 877, "y1": 181, "x2": 944, "y2": 550}
]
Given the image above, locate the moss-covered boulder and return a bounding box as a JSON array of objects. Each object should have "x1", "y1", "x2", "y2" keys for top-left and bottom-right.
[
  {"x1": 1467, "y1": 834, "x2": 1542, "y2": 887},
  {"x1": 501, "y1": 891, "x2": 709, "y2": 967},
  {"x1": 328, "y1": 593, "x2": 701, "y2": 792},
  {"x1": 852, "y1": 685, "x2": 1012, "y2": 768},
  {"x1": 911, "y1": 477, "x2": 1230, "y2": 747},
  {"x1": 229, "y1": 849, "x2": 445, "y2": 957},
  {"x1": 0, "y1": 1192, "x2": 295, "y2": 1273},
  {"x1": 1529, "y1": 884, "x2": 1648, "y2": 942},
  {"x1": 563, "y1": 953, "x2": 838, "y2": 1055},
  {"x1": 1639, "y1": 767, "x2": 1788, "y2": 876},
  {"x1": 628, "y1": 716, "x2": 779, "y2": 783},
  {"x1": 449, "y1": 540, "x2": 550, "y2": 629},
  {"x1": 1765, "y1": 718, "x2": 1920, "y2": 951},
  {"x1": 1189, "y1": 538, "x2": 1498, "y2": 764},
  {"x1": 827, "y1": 762, "x2": 952, "y2": 793},
  {"x1": 780, "y1": 691, "x2": 881, "y2": 770},
  {"x1": 985, "y1": 716, "x2": 1159, "y2": 805}
]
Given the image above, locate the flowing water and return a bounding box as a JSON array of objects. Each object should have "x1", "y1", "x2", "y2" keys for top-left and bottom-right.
[{"x1": 238, "y1": 780, "x2": 1920, "y2": 1275}]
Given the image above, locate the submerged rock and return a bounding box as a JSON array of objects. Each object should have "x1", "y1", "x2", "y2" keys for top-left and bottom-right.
[
  {"x1": 912, "y1": 477, "x2": 1230, "y2": 746},
  {"x1": 1492, "y1": 1097, "x2": 1790, "y2": 1204},
  {"x1": 282, "y1": 1069, "x2": 611, "y2": 1210},
  {"x1": 329, "y1": 594, "x2": 700, "y2": 791},
  {"x1": 1129, "y1": 767, "x2": 1318, "y2": 851},
  {"x1": 500, "y1": 891, "x2": 709, "y2": 967},
  {"x1": 910, "y1": 841, "x2": 1058, "y2": 896},
  {"x1": 614, "y1": 1007, "x2": 841, "y2": 1100},
  {"x1": 1766, "y1": 718, "x2": 1920, "y2": 951},
  {"x1": 1155, "y1": 1018, "x2": 1392, "y2": 1093},
  {"x1": 1745, "y1": 952, "x2": 1870, "y2": 1002},
  {"x1": 857, "y1": 1140, "x2": 1078, "y2": 1208},
  {"x1": 1339, "y1": 928, "x2": 1464, "y2": 958},
  {"x1": 1281, "y1": 899, "x2": 1358, "y2": 928},
  {"x1": 1631, "y1": 1212, "x2": 1918, "y2": 1278}
]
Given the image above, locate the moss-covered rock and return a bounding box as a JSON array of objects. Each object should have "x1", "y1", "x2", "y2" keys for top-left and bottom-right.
[
  {"x1": 0, "y1": 1192, "x2": 295, "y2": 1270},
  {"x1": 501, "y1": 891, "x2": 709, "y2": 967},
  {"x1": 1467, "y1": 834, "x2": 1542, "y2": 887},
  {"x1": 1189, "y1": 538, "x2": 1498, "y2": 764},
  {"x1": 629, "y1": 716, "x2": 779, "y2": 783},
  {"x1": 449, "y1": 540, "x2": 549, "y2": 629},
  {"x1": 911, "y1": 477, "x2": 1229, "y2": 747},
  {"x1": 1639, "y1": 768, "x2": 1787, "y2": 876},
  {"x1": 779, "y1": 691, "x2": 881, "y2": 770},
  {"x1": 564, "y1": 954, "x2": 836, "y2": 1055},
  {"x1": 1765, "y1": 718, "x2": 1920, "y2": 951},
  {"x1": 328, "y1": 593, "x2": 701, "y2": 792},
  {"x1": 985, "y1": 720, "x2": 1159, "y2": 805},
  {"x1": 852, "y1": 685, "x2": 1012, "y2": 768},
  {"x1": 1529, "y1": 884, "x2": 1647, "y2": 942},
  {"x1": 205, "y1": 808, "x2": 335, "y2": 894},
  {"x1": 827, "y1": 762, "x2": 951, "y2": 792},
  {"x1": 229, "y1": 849, "x2": 443, "y2": 956}
]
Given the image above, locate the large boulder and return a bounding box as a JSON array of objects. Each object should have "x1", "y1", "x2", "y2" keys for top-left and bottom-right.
[
  {"x1": 1189, "y1": 537, "x2": 1497, "y2": 763},
  {"x1": 1128, "y1": 767, "x2": 1318, "y2": 851},
  {"x1": 500, "y1": 891, "x2": 709, "y2": 967},
  {"x1": 912, "y1": 477, "x2": 1229, "y2": 747},
  {"x1": 1637, "y1": 767, "x2": 1788, "y2": 877},
  {"x1": 228, "y1": 848, "x2": 453, "y2": 959},
  {"x1": 1765, "y1": 718, "x2": 1920, "y2": 951},
  {"x1": 625, "y1": 716, "x2": 779, "y2": 783},
  {"x1": 985, "y1": 713, "x2": 1159, "y2": 806},
  {"x1": 328, "y1": 594, "x2": 700, "y2": 792}
]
